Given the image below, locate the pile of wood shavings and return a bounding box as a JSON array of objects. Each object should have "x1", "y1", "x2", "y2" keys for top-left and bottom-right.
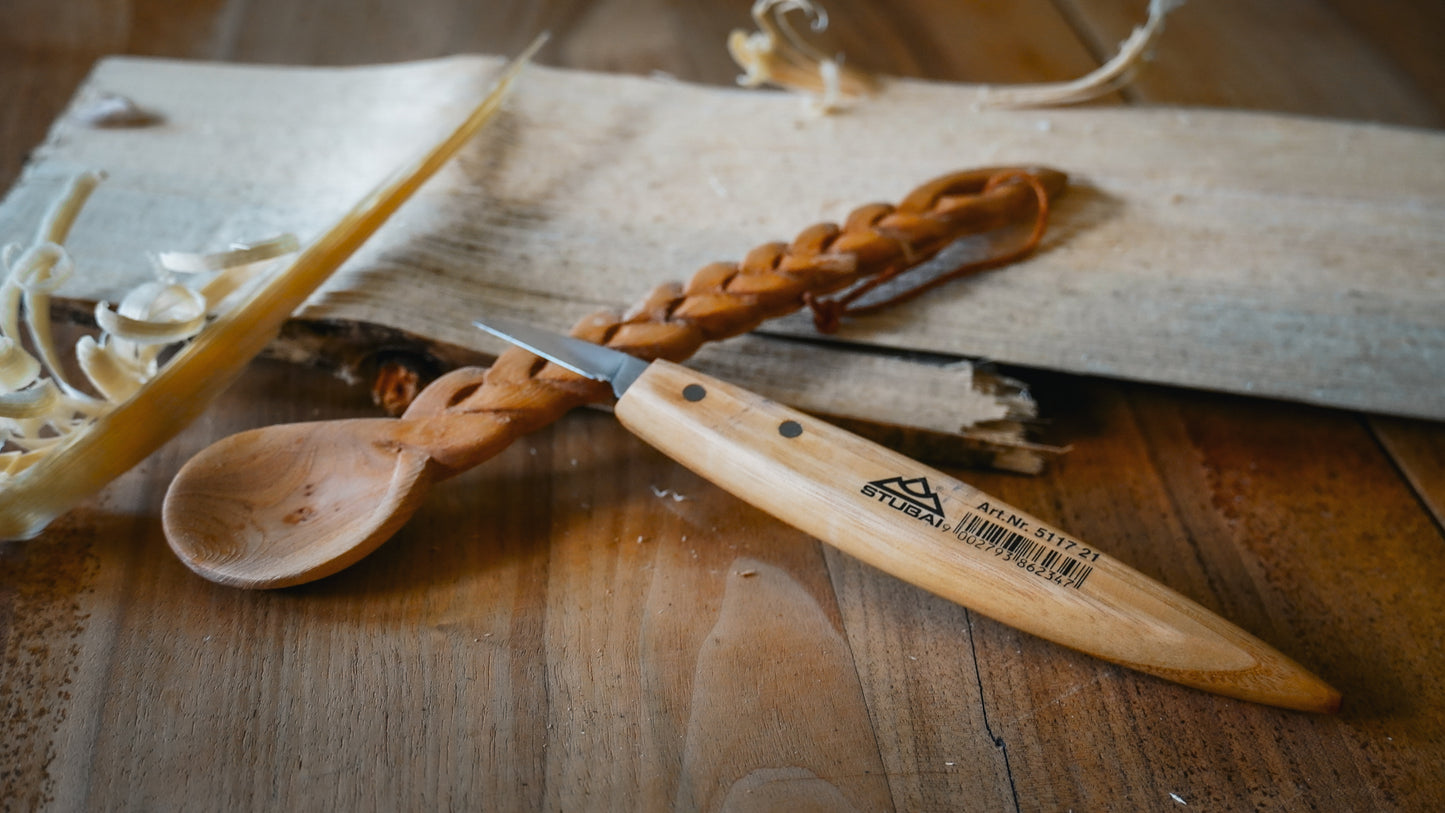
[
  {"x1": 0, "y1": 172, "x2": 296, "y2": 484},
  {"x1": 728, "y1": 0, "x2": 876, "y2": 114}
]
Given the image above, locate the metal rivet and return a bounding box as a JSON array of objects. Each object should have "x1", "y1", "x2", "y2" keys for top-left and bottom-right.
[
  {"x1": 779, "y1": 420, "x2": 803, "y2": 438},
  {"x1": 682, "y1": 384, "x2": 707, "y2": 402}
]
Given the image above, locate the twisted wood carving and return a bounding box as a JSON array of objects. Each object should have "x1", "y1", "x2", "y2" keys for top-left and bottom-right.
[{"x1": 396, "y1": 166, "x2": 1066, "y2": 477}]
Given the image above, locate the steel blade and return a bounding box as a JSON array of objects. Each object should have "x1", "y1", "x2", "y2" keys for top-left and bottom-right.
[{"x1": 473, "y1": 315, "x2": 650, "y2": 397}]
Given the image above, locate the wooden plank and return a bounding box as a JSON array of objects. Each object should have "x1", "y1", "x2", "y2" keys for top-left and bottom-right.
[
  {"x1": 0, "y1": 0, "x2": 128, "y2": 54},
  {"x1": 3, "y1": 55, "x2": 1441, "y2": 422},
  {"x1": 909, "y1": 377, "x2": 1444, "y2": 809},
  {"x1": 1324, "y1": 0, "x2": 1445, "y2": 118},
  {"x1": 7, "y1": 356, "x2": 901, "y2": 808},
  {"x1": 808, "y1": 0, "x2": 1108, "y2": 85},
  {"x1": 11, "y1": 368, "x2": 1443, "y2": 808},
  {"x1": 1062, "y1": 0, "x2": 1444, "y2": 127},
  {"x1": 1372, "y1": 418, "x2": 1445, "y2": 527},
  {"x1": 251, "y1": 313, "x2": 1047, "y2": 469},
  {"x1": 0, "y1": 49, "x2": 97, "y2": 188},
  {"x1": 1120, "y1": 386, "x2": 1445, "y2": 809},
  {"x1": 821, "y1": 551, "x2": 1017, "y2": 809},
  {"x1": 530, "y1": 424, "x2": 892, "y2": 810}
]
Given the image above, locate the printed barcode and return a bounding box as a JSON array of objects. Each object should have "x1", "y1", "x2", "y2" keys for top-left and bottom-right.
[{"x1": 955, "y1": 512, "x2": 1093, "y2": 589}]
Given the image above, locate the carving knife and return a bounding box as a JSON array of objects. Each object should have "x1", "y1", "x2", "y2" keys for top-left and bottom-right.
[{"x1": 475, "y1": 315, "x2": 1341, "y2": 713}]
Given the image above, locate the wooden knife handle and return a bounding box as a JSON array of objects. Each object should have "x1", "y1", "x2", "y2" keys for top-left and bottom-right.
[{"x1": 614, "y1": 360, "x2": 1340, "y2": 713}]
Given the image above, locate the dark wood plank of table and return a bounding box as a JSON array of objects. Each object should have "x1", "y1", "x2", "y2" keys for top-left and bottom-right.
[{"x1": 2, "y1": 1, "x2": 1442, "y2": 810}]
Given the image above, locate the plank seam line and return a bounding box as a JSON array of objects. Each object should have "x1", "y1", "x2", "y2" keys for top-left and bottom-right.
[
  {"x1": 1315, "y1": 0, "x2": 1444, "y2": 124},
  {"x1": 1125, "y1": 391, "x2": 1241, "y2": 616},
  {"x1": 1044, "y1": 0, "x2": 1144, "y2": 105},
  {"x1": 815, "y1": 547, "x2": 899, "y2": 808},
  {"x1": 965, "y1": 610, "x2": 1021, "y2": 813},
  {"x1": 1363, "y1": 415, "x2": 1445, "y2": 537}
]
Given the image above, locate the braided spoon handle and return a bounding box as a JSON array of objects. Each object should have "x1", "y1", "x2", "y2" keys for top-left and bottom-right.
[{"x1": 399, "y1": 167, "x2": 1066, "y2": 477}]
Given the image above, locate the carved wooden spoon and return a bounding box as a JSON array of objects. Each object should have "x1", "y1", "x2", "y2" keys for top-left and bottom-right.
[
  {"x1": 162, "y1": 419, "x2": 437, "y2": 587},
  {"x1": 162, "y1": 365, "x2": 548, "y2": 587}
]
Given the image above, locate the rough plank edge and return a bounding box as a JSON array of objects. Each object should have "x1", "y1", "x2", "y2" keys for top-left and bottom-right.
[{"x1": 49, "y1": 298, "x2": 1050, "y2": 473}]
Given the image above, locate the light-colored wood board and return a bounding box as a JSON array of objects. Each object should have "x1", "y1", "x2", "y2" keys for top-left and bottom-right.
[
  {"x1": 685, "y1": 335, "x2": 1044, "y2": 469},
  {"x1": 3, "y1": 56, "x2": 1441, "y2": 422}
]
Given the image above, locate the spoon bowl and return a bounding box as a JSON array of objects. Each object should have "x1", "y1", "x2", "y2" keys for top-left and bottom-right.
[{"x1": 163, "y1": 419, "x2": 436, "y2": 589}]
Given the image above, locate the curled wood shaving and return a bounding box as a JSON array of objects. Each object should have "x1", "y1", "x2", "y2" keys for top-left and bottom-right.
[
  {"x1": 164, "y1": 235, "x2": 302, "y2": 309},
  {"x1": 728, "y1": 0, "x2": 876, "y2": 113},
  {"x1": 729, "y1": 0, "x2": 1186, "y2": 111},
  {"x1": 0, "y1": 173, "x2": 298, "y2": 496},
  {"x1": 0, "y1": 337, "x2": 41, "y2": 390},
  {"x1": 0, "y1": 378, "x2": 59, "y2": 419},
  {"x1": 72, "y1": 92, "x2": 163, "y2": 128},
  {"x1": 94, "y1": 282, "x2": 209, "y2": 344},
  {"x1": 979, "y1": 0, "x2": 1187, "y2": 109},
  {"x1": 157, "y1": 234, "x2": 299, "y2": 274}
]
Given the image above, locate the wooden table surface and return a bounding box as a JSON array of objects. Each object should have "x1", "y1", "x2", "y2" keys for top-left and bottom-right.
[{"x1": 4, "y1": 1, "x2": 1444, "y2": 810}]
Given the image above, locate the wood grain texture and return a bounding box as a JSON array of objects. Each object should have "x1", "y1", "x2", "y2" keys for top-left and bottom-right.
[
  {"x1": 914, "y1": 376, "x2": 1445, "y2": 810},
  {"x1": 2, "y1": 0, "x2": 1444, "y2": 810},
  {"x1": 1063, "y1": 0, "x2": 1445, "y2": 128},
  {"x1": 1062, "y1": 0, "x2": 1445, "y2": 634},
  {"x1": 1372, "y1": 417, "x2": 1445, "y2": 527}
]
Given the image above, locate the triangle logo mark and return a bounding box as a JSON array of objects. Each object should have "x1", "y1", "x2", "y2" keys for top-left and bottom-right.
[{"x1": 865, "y1": 476, "x2": 945, "y2": 517}]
